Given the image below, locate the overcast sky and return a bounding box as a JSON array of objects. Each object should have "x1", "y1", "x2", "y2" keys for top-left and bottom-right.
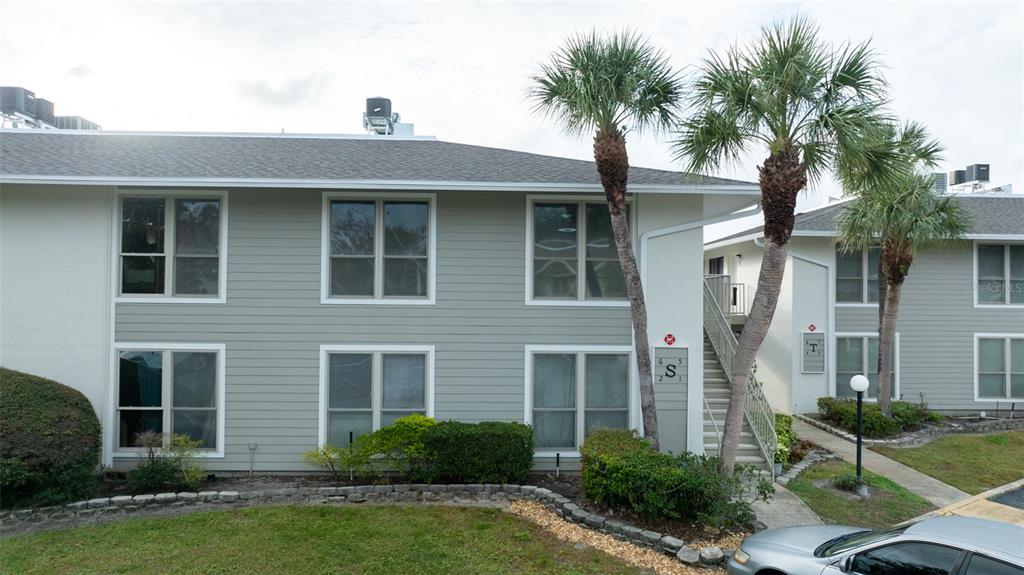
[{"x1": 2, "y1": 1, "x2": 1021, "y2": 236}]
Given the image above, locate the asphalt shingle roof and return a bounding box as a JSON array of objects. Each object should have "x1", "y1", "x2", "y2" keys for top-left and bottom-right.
[
  {"x1": 0, "y1": 130, "x2": 755, "y2": 187},
  {"x1": 709, "y1": 195, "x2": 1024, "y2": 244}
]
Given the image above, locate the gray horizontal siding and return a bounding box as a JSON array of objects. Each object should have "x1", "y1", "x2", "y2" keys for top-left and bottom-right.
[
  {"x1": 835, "y1": 246, "x2": 1024, "y2": 412},
  {"x1": 115, "y1": 189, "x2": 633, "y2": 471}
]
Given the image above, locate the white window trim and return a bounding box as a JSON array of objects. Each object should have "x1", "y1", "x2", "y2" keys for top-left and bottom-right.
[
  {"x1": 973, "y1": 241, "x2": 1024, "y2": 309},
  {"x1": 973, "y1": 333, "x2": 1024, "y2": 402},
  {"x1": 110, "y1": 342, "x2": 226, "y2": 459},
  {"x1": 833, "y1": 246, "x2": 879, "y2": 307},
  {"x1": 830, "y1": 332, "x2": 900, "y2": 401},
  {"x1": 523, "y1": 344, "x2": 637, "y2": 458},
  {"x1": 113, "y1": 189, "x2": 228, "y2": 304},
  {"x1": 320, "y1": 192, "x2": 437, "y2": 305},
  {"x1": 317, "y1": 344, "x2": 435, "y2": 446},
  {"x1": 525, "y1": 195, "x2": 635, "y2": 307}
]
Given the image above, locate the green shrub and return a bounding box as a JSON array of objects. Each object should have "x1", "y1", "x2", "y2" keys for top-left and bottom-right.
[
  {"x1": 580, "y1": 429, "x2": 772, "y2": 528},
  {"x1": 357, "y1": 414, "x2": 437, "y2": 480},
  {"x1": 0, "y1": 368, "x2": 101, "y2": 508},
  {"x1": 126, "y1": 432, "x2": 206, "y2": 494},
  {"x1": 774, "y1": 414, "x2": 796, "y2": 464},
  {"x1": 817, "y1": 397, "x2": 939, "y2": 439},
  {"x1": 423, "y1": 421, "x2": 533, "y2": 484},
  {"x1": 302, "y1": 444, "x2": 372, "y2": 479},
  {"x1": 832, "y1": 473, "x2": 864, "y2": 492}
]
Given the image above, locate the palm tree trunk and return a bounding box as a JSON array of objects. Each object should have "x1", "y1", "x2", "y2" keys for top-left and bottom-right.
[
  {"x1": 593, "y1": 128, "x2": 658, "y2": 450},
  {"x1": 721, "y1": 143, "x2": 805, "y2": 475},
  {"x1": 877, "y1": 279, "x2": 902, "y2": 416}
]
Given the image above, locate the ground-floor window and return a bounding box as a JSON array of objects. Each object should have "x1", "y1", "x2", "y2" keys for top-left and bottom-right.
[
  {"x1": 835, "y1": 335, "x2": 897, "y2": 400},
  {"x1": 976, "y1": 335, "x2": 1024, "y2": 400},
  {"x1": 115, "y1": 343, "x2": 224, "y2": 453},
  {"x1": 320, "y1": 345, "x2": 434, "y2": 446},
  {"x1": 526, "y1": 346, "x2": 632, "y2": 451}
]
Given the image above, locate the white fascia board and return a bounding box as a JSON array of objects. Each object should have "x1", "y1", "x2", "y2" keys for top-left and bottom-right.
[{"x1": 0, "y1": 174, "x2": 760, "y2": 196}]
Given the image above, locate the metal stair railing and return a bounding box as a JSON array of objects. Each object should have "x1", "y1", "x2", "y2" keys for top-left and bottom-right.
[{"x1": 702, "y1": 276, "x2": 777, "y2": 478}]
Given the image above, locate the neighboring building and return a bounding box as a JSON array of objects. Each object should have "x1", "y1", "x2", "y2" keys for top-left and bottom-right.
[
  {"x1": 704, "y1": 194, "x2": 1024, "y2": 415},
  {"x1": 0, "y1": 127, "x2": 772, "y2": 473},
  {"x1": 0, "y1": 86, "x2": 100, "y2": 130}
]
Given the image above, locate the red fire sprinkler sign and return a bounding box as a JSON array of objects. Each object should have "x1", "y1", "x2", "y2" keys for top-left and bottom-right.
[
  {"x1": 808, "y1": 324, "x2": 817, "y2": 332},
  {"x1": 663, "y1": 333, "x2": 676, "y2": 346}
]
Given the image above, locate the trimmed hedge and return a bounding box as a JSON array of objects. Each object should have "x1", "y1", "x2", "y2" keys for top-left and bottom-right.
[
  {"x1": 580, "y1": 429, "x2": 771, "y2": 528},
  {"x1": 0, "y1": 368, "x2": 101, "y2": 508},
  {"x1": 817, "y1": 397, "x2": 941, "y2": 438},
  {"x1": 423, "y1": 421, "x2": 533, "y2": 484}
]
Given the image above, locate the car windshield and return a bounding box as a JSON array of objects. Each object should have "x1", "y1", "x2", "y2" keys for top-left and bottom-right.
[{"x1": 815, "y1": 524, "x2": 912, "y2": 557}]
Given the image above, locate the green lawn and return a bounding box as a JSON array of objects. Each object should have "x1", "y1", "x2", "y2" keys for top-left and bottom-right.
[
  {"x1": 787, "y1": 461, "x2": 934, "y2": 529},
  {"x1": 0, "y1": 506, "x2": 644, "y2": 575},
  {"x1": 873, "y1": 431, "x2": 1024, "y2": 495}
]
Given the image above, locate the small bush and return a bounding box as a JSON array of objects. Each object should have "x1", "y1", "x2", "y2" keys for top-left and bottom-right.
[
  {"x1": 832, "y1": 473, "x2": 865, "y2": 492},
  {"x1": 817, "y1": 397, "x2": 940, "y2": 438},
  {"x1": 126, "y1": 432, "x2": 205, "y2": 494},
  {"x1": 580, "y1": 429, "x2": 772, "y2": 528},
  {"x1": 357, "y1": 414, "x2": 437, "y2": 481},
  {"x1": 774, "y1": 414, "x2": 796, "y2": 464},
  {"x1": 0, "y1": 368, "x2": 101, "y2": 508},
  {"x1": 423, "y1": 421, "x2": 533, "y2": 484}
]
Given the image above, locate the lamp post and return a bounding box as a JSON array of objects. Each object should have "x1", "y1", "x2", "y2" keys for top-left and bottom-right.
[{"x1": 849, "y1": 375, "x2": 870, "y2": 481}]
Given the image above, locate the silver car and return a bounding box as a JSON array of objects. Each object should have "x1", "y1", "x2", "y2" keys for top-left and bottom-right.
[{"x1": 727, "y1": 516, "x2": 1024, "y2": 575}]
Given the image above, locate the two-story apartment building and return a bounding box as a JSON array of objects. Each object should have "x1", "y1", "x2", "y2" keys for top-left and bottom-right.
[
  {"x1": 0, "y1": 128, "x2": 765, "y2": 472},
  {"x1": 704, "y1": 194, "x2": 1024, "y2": 415}
]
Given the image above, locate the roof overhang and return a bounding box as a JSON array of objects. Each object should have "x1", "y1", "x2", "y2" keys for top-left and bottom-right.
[
  {"x1": 705, "y1": 230, "x2": 1024, "y2": 251},
  {"x1": 0, "y1": 175, "x2": 762, "y2": 196}
]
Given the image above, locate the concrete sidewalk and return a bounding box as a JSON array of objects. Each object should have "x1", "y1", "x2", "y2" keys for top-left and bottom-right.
[
  {"x1": 792, "y1": 420, "x2": 970, "y2": 508},
  {"x1": 915, "y1": 478, "x2": 1024, "y2": 527},
  {"x1": 752, "y1": 484, "x2": 823, "y2": 529}
]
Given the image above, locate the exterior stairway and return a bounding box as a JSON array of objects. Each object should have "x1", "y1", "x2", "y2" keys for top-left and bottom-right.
[{"x1": 702, "y1": 336, "x2": 771, "y2": 470}]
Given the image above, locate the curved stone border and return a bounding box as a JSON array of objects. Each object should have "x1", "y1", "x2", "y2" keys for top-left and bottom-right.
[
  {"x1": 0, "y1": 484, "x2": 731, "y2": 566},
  {"x1": 775, "y1": 449, "x2": 843, "y2": 487}
]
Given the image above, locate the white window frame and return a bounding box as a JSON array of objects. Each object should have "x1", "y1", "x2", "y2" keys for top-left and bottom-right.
[
  {"x1": 833, "y1": 246, "x2": 880, "y2": 307},
  {"x1": 973, "y1": 333, "x2": 1024, "y2": 401},
  {"x1": 973, "y1": 241, "x2": 1024, "y2": 308},
  {"x1": 114, "y1": 190, "x2": 228, "y2": 304},
  {"x1": 320, "y1": 192, "x2": 437, "y2": 305},
  {"x1": 317, "y1": 344, "x2": 435, "y2": 446},
  {"x1": 831, "y1": 332, "x2": 900, "y2": 401},
  {"x1": 523, "y1": 344, "x2": 637, "y2": 457},
  {"x1": 525, "y1": 195, "x2": 635, "y2": 307},
  {"x1": 110, "y1": 342, "x2": 226, "y2": 458}
]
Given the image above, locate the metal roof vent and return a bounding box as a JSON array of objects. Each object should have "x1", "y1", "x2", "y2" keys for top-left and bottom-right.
[{"x1": 363, "y1": 97, "x2": 414, "y2": 136}]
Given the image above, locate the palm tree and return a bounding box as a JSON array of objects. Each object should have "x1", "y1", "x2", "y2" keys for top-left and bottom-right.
[
  {"x1": 674, "y1": 16, "x2": 900, "y2": 474},
  {"x1": 837, "y1": 123, "x2": 971, "y2": 416},
  {"x1": 529, "y1": 30, "x2": 683, "y2": 450}
]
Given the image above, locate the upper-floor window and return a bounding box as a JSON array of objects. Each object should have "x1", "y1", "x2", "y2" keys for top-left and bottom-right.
[
  {"x1": 115, "y1": 343, "x2": 224, "y2": 456},
  {"x1": 529, "y1": 199, "x2": 628, "y2": 304},
  {"x1": 322, "y1": 194, "x2": 435, "y2": 304},
  {"x1": 708, "y1": 256, "x2": 725, "y2": 275},
  {"x1": 527, "y1": 348, "x2": 631, "y2": 451},
  {"x1": 319, "y1": 345, "x2": 434, "y2": 446},
  {"x1": 976, "y1": 244, "x2": 1024, "y2": 305},
  {"x1": 976, "y1": 335, "x2": 1024, "y2": 400},
  {"x1": 119, "y1": 194, "x2": 225, "y2": 301},
  {"x1": 835, "y1": 246, "x2": 880, "y2": 303},
  {"x1": 836, "y1": 334, "x2": 897, "y2": 400}
]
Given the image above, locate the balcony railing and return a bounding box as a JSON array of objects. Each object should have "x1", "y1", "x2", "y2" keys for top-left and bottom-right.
[{"x1": 704, "y1": 274, "x2": 746, "y2": 317}]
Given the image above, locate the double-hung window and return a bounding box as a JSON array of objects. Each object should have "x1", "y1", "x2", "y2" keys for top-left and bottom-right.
[
  {"x1": 835, "y1": 335, "x2": 897, "y2": 400},
  {"x1": 115, "y1": 344, "x2": 223, "y2": 454},
  {"x1": 321, "y1": 346, "x2": 433, "y2": 446},
  {"x1": 528, "y1": 348, "x2": 631, "y2": 450},
  {"x1": 530, "y1": 199, "x2": 628, "y2": 303},
  {"x1": 119, "y1": 194, "x2": 225, "y2": 300},
  {"x1": 976, "y1": 244, "x2": 1024, "y2": 305},
  {"x1": 323, "y1": 195, "x2": 434, "y2": 303},
  {"x1": 835, "y1": 246, "x2": 880, "y2": 303},
  {"x1": 976, "y1": 336, "x2": 1024, "y2": 400}
]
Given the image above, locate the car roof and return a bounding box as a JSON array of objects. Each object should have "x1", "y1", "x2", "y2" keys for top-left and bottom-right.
[{"x1": 905, "y1": 517, "x2": 1024, "y2": 559}]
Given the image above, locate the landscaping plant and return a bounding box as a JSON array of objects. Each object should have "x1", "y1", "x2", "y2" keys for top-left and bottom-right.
[
  {"x1": 529, "y1": 30, "x2": 684, "y2": 449},
  {"x1": 126, "y1": 432, "x2": 205, "y2": 493},
  {"x1": 674, "y1": 16, "x2": 900, "y2": 473},
  {"x1": 817, "y1": 397, "x2": 940, "y2": 438},
  {"x1": 422, "y1": 421, "x2": 534, "y2": 484},
  {"x1": 0, "y1": 368, "x2": 101, "y2": 508},
  {"x1": 774, "y1": 413, "x2": 796, "y2": 465}
]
